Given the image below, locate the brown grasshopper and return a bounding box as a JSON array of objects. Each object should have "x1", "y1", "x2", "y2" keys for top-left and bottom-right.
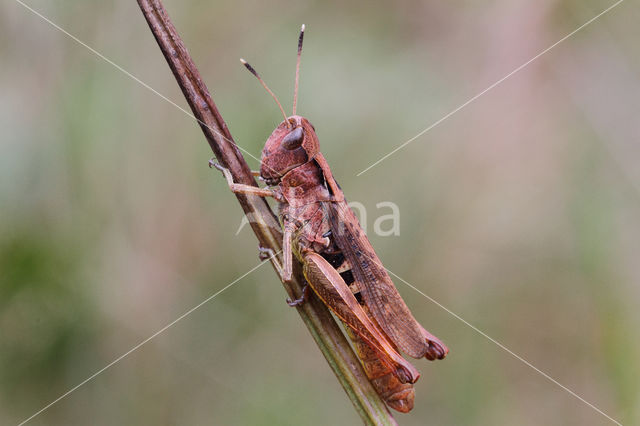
[{"x1": 212, "y1": 25, "x2": 447, "y2": 412}]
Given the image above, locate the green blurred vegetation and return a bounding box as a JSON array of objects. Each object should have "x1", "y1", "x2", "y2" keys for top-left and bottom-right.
[{"x1": 1, "y1": 0, "x2": 639, "y2": 424}]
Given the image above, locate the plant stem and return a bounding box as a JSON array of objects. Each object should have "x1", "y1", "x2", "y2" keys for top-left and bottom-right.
[{"x1": 135, "y1": 1, "x2": 397, "y2": 424}]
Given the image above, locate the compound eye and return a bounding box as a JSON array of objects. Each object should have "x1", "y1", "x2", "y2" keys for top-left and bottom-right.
[{"x1": 281, "y1": 127, "x2": 304, "y2": 150}]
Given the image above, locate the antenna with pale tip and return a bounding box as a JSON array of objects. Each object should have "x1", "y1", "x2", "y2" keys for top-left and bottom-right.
[
  {"x1": 292, "y1": 24, "x2": 305, "y2": 116},
  {"x1": 240, "y1": 58, "x2": 290, "y2": 127}
]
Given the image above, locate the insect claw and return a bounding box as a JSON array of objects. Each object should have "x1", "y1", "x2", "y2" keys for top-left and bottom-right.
[
  {"x1": 258, "y1": 246, "x2": 273, "y2": 261},
  {"x1": 258, "y1": 253, "x2": 269, "y2": 261},
  {"x1": 209, "y1": 159, "x2": 226, "y2": 172},
  {"x1": 286, "y1": 284, "x2": 310, "y2": 307}
]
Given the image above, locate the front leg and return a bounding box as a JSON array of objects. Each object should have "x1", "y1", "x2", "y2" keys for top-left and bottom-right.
[
  {"x1": 258, "y1": 246, "x2": 285, "y2": 279},
  {"x1": 210, "y1": 160, "x2": 277, "y2": 199},
  {"x1": 259, "y1": 235, "x2": 310, "y2": 307},
  {"x1": 256, "y1": 219, "x2": 294, "y2": 284},
  {"x1": 282, "y1": 224, "x2": 294, "y2": 282}
]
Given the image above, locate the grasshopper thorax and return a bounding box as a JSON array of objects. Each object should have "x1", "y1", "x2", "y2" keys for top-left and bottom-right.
[{"x1": 260, "y1": 115, "x2": 319, "y2": 185}]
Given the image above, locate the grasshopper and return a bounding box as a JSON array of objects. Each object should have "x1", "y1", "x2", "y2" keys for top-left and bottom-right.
[{"x1": 212, "y1": 25, "x2": 447, "y2": 412}]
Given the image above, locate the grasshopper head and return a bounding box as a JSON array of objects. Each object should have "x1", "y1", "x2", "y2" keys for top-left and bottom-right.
[
  {"x1": 260, "y1": 115, "x2": 319, "y2": 185},
  {"x1": 242, "y1": 26, "x2": 317, "y2": 185}
]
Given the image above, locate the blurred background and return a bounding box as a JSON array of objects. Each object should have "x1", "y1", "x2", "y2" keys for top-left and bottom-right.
[{"x1": 1, "y1": 0, "x2": 639, "y2": 424}]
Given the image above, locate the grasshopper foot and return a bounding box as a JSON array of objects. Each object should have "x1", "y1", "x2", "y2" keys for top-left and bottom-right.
[
  {"x1": 209, "y1": 158, "x2": 223, "y2": 170},
  {"x1": 258, "y1": 246, "x2": 275, "y2": 261},
  {"x1": 286, "y1": 284, "x2": 310, "y2": 307}
]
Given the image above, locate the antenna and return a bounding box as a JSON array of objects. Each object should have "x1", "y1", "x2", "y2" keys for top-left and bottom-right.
[
  {"x1": 240, "y1": 58, "x2": 290, "y2": 127},
  {"x1": 292, "y1": 24, "x2": 305, "y2": 115}
]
